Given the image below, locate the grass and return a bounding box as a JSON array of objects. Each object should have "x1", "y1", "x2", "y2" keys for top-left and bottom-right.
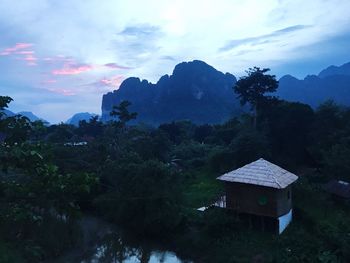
[{"x1": 182, "y1": 167, "x2": 222, "y2": 208}]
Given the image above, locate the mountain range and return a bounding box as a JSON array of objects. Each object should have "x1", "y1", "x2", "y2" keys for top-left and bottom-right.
[
  {"x1": 4, "y1": 61, "x2": 350, "y2": 126},
  {"x1": 102, "y1": 61, "x2": 350, "y2": 125},
  {"x1": 102, "y1": 60, "x2": 241, "y2": 125},
  {"x1": 66, "y1": 112, "x2": 98, "y2": 126},
  {"x1": 0, "y1": 110, "x2": 49, "y2": 124},
  {"x1": 277, "y1": 62, "x2": 350, "y2": 107}
]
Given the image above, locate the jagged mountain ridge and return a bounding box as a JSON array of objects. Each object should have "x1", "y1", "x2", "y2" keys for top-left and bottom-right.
[
  {"x1": 0, "y1": 110, "x2": 49, "y2": 124},
  {"x1": 102, "y1": 60, "x2": 240, "y2": 124},
  {"x1": 318, "y1": 62, "x2": 350, "y2": 78},
  {"x1": 17, "y1": 111, "x2": 47, "y2": 123},
  {"x1": 102, "y1": 60, "x2": 350, "y2": 125},
  {"x1": 66, "y1": 112, "x2": 99, "y2": 126},
  {"x1": 278, "y1": 62, "x2": 350, "y2": 107}
]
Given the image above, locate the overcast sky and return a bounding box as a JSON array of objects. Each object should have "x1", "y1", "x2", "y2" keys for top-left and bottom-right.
[{"x1": 1, "y1": 0, "x2": 350, "y2": 123}]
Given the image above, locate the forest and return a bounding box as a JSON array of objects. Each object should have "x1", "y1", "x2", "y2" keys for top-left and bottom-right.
[{"x1": 1, "y1": 68, "x2": 350, "y2": 262}]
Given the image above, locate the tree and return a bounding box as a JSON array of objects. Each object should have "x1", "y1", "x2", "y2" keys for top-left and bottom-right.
[
  {"x1": 110, "y1": 100, "x2": 137, "y2": 129},
  {"x1": 0, "y1": 96, "x2": 12, "y2": 111},
  {"x1": 0, "y1": 96, "x2": 32, "y2": 144},
  {"x1": 96, "y1": 159, "x2": 183, "y2": 235},
  {"x1": 234, "y1": 67, "x2": 278, "y2": 128},
  {"x1": 264, "y1": 100, "x2": 314, "y2": 166}
]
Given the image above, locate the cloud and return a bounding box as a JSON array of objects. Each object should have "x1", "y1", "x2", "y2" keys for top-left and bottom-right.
[
  {"x1": 114, "y1": 23, "x2": 163, "y2": 64},
  {"x1": 40, "y1": 79, "x2": 57, "y2": 84},
  {"x1": 15, "y1": 51, "x2": 34, "y2": 55},
  {"x1": 0, "y1": 42, "x2": 33, "y2": 56},
  {"x1": 104, "y1": 63, "x2": 131, "y2": 69},
  {"x1": 0, "y1": 42, "x2": 38, "y2": 66},
  {"x1": 120, "y1": 24, "x2": 161, "y2": 37},
  {"x1": 20, "y1": 53, "x2": 38, "y2": 66},
  {"x1": 1, "y1": 0, "x2": 350, "y2": 123},
  {"x1": 43, "y1": 88, "x2": 76, "y2": 96},
  {"x1": 43, "y1": 55, "x2": 75, "y2": 63},
  {"x1": 219, "y1": 25, "x2": 312, "y2": 52},
  {"x1": 161, "y1": 56, "x2": 176, "y2": 61},
  {"x1": 52, "y1": 63, "x2": 94, "y2": 75},
  {"x1": 99, "y1": 75, "x2": 124, "y2": 88}
]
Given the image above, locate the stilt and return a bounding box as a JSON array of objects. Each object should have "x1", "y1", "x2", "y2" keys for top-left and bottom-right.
[
  {"x1": 261, "y1": 216, "x2": 265, "y2": 232},
  {"x1": 249, "y1": 214, "x2": 252, "y2": 229}
]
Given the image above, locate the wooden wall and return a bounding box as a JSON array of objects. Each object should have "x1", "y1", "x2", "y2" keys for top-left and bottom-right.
[{"x1": 225, "y1": 182, "x2": 292, "y2": 218}]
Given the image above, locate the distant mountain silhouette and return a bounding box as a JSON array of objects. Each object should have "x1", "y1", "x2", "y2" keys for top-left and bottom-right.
[
  {"x1": 102, "y1": 60, "x2": 350, "y2": 125},
  {"x1": 67, "y1": 112, "x2": 98, "y2": 126},
  {"x1": 17, "y1": 111, "x2": 48, "y2": 123},
  {"x1": 318, "y1": 62, "x2": 350, "y2": 78},
  {"x1": 1, "y1": 109, "x2": 15, "y2": 117},
  {"x1": 0, "y1": 110, "x2": 49, "y2": 124},
  {"x1": 102, "y1": 60, "x2": 240, "y2": 124},
  {"x1": 278, "y1": 62, "x2": 350, "y2": 107}
]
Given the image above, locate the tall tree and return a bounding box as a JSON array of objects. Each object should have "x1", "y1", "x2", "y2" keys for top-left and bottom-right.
[
  {"x1": 0, "y1": 96, "x2": 12, "y2": 110},
  {"x1": 110, "y1": 100, "x2": 137, "y2": 129},
  {"x1": 234, "y1": 67, "x2": 278, "y2": 128},
  {"x1": 0, "y1": 96, "x2": 13, "y2": 120}
]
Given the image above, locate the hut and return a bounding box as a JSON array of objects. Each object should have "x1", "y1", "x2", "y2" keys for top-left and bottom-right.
[{"x1": 217, "y1": 158, "x2": 298, "y2": 234}]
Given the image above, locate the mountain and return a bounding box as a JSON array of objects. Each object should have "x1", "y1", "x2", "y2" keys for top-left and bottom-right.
[
  {"x1": 102, "y1": 60, "x2": 240, "y2": 125},
  {"x1": 278, "y1": 63, "x2": 350, "y2": 107},
  {"x1": 67, "y1": 112, "x2": 98, "y2": 126},
  {"x1": 0, "y1": 110, "x2": 49, "y2": 124},
  {"x1": 17, "y1": 111, "x2": 48, "y2": 123},
  {"x1": 102, "y1": 60, "x2": 350, "y2": 125},
  {"x1": 1, "y1": 109, "x2": 15, "y2": 118},
  {"x1": 318, "y1": 62, "x2": 350, "y2": 78}
]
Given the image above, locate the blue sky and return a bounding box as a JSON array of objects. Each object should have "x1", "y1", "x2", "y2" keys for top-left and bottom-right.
[{"x1": 1, "y1": 0, "x2": 350, "y2": 123}]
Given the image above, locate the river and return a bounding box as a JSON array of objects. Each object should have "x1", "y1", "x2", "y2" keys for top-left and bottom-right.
[{"x1": 53, "y1": 215, "x2": 192, "y2": 263}]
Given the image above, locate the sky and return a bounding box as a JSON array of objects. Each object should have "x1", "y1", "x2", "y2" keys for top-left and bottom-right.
[{"x1": 1, "y1": 0, "x2": 350, "y2": 123}]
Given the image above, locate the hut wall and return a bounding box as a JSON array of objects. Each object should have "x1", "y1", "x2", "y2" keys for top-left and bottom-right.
[
  {"x1": 276, "y1": 186, "x2": 292, "y2": 216},
  {"x1": 225, "y1": 182, "x2": 292, "y2": 218}
]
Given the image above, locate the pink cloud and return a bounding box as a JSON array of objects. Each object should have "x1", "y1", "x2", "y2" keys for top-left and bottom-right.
[
  {"x1": 52, "y1": 63, "x2": 94, "y2": 75},
  {"x1": 46, "y1": 88, "x2": 76, "y2": 96},
  {"x1": 23, "y1": 55, "x2": 37, "y2": 61},
  {"x1": 1, "y1": 42, "x2": 38, "y2": 66},
  {"x1": 43, "y1": 55, "x2": 75, "y2": 63},
  {"x1": 99, "y1": 75, "x2": 124, "y2": 88},
  {"x1": 41, "y1": 79, "x2": 57, "y2": 84},
  {"x1": 104, "y1": 63, "x2": 131, "y2": 70},
  {"x1": 16, "y1": 53, "x2": 38, "y2": 66},
  {"x1": 15, "y1": 51, "x2": 34, "y2": 55},
  {"x1": 0, "y1": 43, "x2": 33, "y2": 56}
]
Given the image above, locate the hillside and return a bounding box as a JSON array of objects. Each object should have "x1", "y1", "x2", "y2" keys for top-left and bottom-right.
[
  {"x1": 278, "y1": 62, "x2": 350, "y2": 107},
  {"x1": 102, "y1": 60, "x2": 240, "y2": 125},
  {"x1": 66, "y1": 112, "x2": 98, "y2": 126},
  {"x1": 102, "y1": 61, "x2": 350, "y2": 125}
]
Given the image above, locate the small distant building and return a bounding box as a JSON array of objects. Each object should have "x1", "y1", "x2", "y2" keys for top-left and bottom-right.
[
  {"x1": 63, "y1": 141, "x2": 88, "y2": 146},
  {"x1": 216, "y1": 158, "x2": 298, "y2": 234},
  {"x1": 324, "y1": 179, "x2": 350, "y2": 199}
]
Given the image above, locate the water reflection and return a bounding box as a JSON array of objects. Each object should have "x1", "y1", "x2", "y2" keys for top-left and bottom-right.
[
  {"x1": 80, "y1": 232, "x2": 188, "y2": 263},
  {"x1": 56, "y1": 216, "x2": 191, "y2": 263}
]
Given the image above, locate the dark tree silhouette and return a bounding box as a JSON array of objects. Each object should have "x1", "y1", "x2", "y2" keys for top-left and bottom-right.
[
  {"x1": 234, "y1": 67, "x2": 278, "y2": 128},
  {"x1": 0, "y1": 96, "x2": 13, "y2": 111},
  {"x1": 110, "y1": 100, "x2": 137, "y2": 128}
]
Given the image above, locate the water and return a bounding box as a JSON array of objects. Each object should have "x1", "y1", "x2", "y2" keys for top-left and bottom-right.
[{"x1": 54, "y1": 215, "x2": 191, "y2": 263}]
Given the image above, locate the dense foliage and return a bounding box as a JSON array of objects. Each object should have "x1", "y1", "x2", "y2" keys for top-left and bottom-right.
[{"x1": 1, "y1": 72, "x2": 350, "y2": 262}]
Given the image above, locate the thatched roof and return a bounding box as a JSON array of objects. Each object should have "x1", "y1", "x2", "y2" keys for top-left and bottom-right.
[
  {"x1": 217, "y1": 158, "x2": 298, "y2": 189},
  {"x1": 324, "y1": 180, "x2": 350, "y2": 199}
]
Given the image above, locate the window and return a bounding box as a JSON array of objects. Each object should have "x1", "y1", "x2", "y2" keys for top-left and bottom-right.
[{"x1": 258, "y1": 195, "x2": 268, "y2": 206}]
